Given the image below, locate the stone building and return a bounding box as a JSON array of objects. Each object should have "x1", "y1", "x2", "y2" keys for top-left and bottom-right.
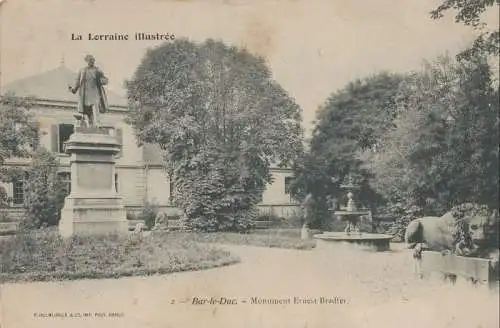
[{"x1": 0, "y1": 65, "x2": 300, "y2": 219}]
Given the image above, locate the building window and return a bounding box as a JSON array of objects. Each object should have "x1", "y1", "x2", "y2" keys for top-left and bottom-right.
[
  {"x1": 58, "y1": 172, "x2": 71, "y2": 194},
  {"x1": 284, "y1": 176, "x2": 293, "y2": 195},
  {"x1": 12, "y1": 178, "x2": 25, "y2": 205},
  {"x1": 115, "y1": 173, "x2": 118, "y2": 192},
  {"x1": 59, "y1": 124, "x2": 74, "y2": 153},
  {"x1": 52, "y1": 124, "x2": 74, "y2": 153}
]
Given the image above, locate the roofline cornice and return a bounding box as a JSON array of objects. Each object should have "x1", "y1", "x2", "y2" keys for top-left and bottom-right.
[{"x1": 1, "y1": 95, "x2": 129, "y2": 112}]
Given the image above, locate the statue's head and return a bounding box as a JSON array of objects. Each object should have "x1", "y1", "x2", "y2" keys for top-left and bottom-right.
[
  {"x1": 450, "y1": 204, "x2": 497, "y2": 248},
  {"x1": 84, "y1": 54, "x2": 95, "y2": 66},
  {"x1": 467, "y1": 215, "x2": 487, "y2": 245}
]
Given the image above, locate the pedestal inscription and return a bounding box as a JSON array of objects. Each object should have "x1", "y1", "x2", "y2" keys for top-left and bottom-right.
[{"x1": 77, "y1": 164, "x2": 113, "y2": 190}]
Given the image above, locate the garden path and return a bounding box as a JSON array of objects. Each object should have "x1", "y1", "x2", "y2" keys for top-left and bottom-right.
[{"x1": 1, "y1": 243, "x2": 498, "y2": 328}]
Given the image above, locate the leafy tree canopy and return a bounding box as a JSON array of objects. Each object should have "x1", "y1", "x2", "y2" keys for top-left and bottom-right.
[
  {"x1": 431, "y1": 0, "x2": 499, "y2": 59},
  {"x1": 126, "y1": 38, "x2": 302, "y2": 167},
  {"x1": 359, "y1": 53, "x2": 499, "y2": 215},
  {"x1": 0, "y1": 94, "x2": 39, "y2": 207},
  {"x1": 289, "y1": 72, "x2": 405, "y2": 226},
  {"x1": 125, "y1": 38, "x2": 303, "y2": 231},
  {"x1": 0, "y1": 94, "x2": 38, "y2": 163}
]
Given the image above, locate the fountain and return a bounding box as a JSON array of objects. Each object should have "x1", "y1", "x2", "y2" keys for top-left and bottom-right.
[{"x1": 313, "y1": 175, "x2": 393, "y2": 251}]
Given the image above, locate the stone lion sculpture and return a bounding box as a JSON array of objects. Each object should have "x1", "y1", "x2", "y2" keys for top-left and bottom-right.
[
  {"x1": 404, "y1": 205, "x2": 495, "y2": 256},
  {"x1": 405, "y1": 204, "x2": 499, "y2": 264},
  {"x1": 404, "y1": 204, "x2": 499, "y2": 280}
]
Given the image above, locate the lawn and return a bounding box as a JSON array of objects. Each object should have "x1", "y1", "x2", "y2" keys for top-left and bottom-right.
[
  {"x1": 0, "y1": 228, "x2": 239, "y2": 284},
  {"x1": 0, "y1": 225, "x2": 319, "y2": 284},
  {"x1": 167, "y1": 230, "x2": 317, "y2": 250}
]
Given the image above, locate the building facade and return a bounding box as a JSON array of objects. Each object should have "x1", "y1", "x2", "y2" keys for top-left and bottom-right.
[{"x1": 1, "y1": 66, "x2": 301, "y2": 219}]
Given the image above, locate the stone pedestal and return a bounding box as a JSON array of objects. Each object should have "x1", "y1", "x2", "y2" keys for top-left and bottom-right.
[{"x1": 58, "y1": 127, "x2": 128, "y2": 238}]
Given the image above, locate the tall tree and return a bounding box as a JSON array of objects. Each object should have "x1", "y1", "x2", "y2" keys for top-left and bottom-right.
[
  {"x1": 360, "y1": 54, "x2": 499, "y2": 215},
  {"x1": 126, "y1": 39, "x2": 303, "y2": 231},
  {"x1": 289, "y1": 72, "x2": 404, "y2": 227},
  {"x1": 431, "y1": 0, "x2": 499, "y2": 59},
  {"x1": 0, "y1": 94, "x2": 39, "y2": 208}
]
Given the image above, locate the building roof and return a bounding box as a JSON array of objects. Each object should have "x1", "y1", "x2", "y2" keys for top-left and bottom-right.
[{"x1": 2, "y1": 66, "x2": 128, "y2": 107}]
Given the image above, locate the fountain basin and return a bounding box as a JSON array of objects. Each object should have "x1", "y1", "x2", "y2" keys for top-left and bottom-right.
[{"x1": 313, "y1": 232, "x2": 393, "y2": 251}]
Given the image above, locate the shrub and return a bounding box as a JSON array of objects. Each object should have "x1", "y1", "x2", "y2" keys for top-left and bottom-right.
[
  {"x1": 384, "y1": 203, "x2": 423, "y2": 242},
  {"x1": 174, "y1": 158, "x2": 260, "y2": 233},
  {"x1": 22, "y1": 148, "x2": 68, "y2": 229},
  {"x1": 137, "y1": 202, "x2": 159, "y2": 230}
]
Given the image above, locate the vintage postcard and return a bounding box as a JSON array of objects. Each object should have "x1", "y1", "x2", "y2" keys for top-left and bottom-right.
[{"x1": 0, "y1": 0, "x2": 498, "y2": 327}]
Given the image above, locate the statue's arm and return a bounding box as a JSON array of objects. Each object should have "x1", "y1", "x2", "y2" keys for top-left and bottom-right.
[{"x1": 69, "y1": 70, "x2": 82, "y2": 94}]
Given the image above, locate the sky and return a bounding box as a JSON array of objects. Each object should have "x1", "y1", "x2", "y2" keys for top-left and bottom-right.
[{"x1": 0, "y1": 0, "x2": 497, "y2": 136}]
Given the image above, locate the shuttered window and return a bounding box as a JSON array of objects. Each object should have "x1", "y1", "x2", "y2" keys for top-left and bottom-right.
[
  {"x1": 12, "y1": 179, "x2": 25, "y2": 205},
  {"x1": 12, "y1": 171, "x2": 28, "y2": 205}
]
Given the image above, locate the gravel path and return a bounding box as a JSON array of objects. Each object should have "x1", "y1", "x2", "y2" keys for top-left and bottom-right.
[{"x1": 1, "y1": 243, "x2": 498, "y2": 328}]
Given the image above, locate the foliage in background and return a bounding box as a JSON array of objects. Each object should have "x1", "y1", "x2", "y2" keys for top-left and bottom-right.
[
  {"x1": 431, "y1": 0, "x2": 499, "y2": 60},
  {"x1": 359, "y1": 54, "x2": 499, "y2": 217},
  {"x1": 289, "y1": 72, "x2": 404, "y2": 228},
  {"x1": 384, "y1": 204, "x2": 423, "y2": 242},
  {"x1": 125, "y1": 39, "x2": 303, "y2": 232},
  {"x1": 21, "y1": 148, "x2": 68, "y2": 229},
  {"x1": 0, "y1": 94, "x2": 39, "y2": 209},
  {"x1": 449, "y1": 203, "x2": 499, "y2": 254}
]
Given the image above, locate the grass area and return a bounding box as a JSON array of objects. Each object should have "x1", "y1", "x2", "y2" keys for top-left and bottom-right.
[
  {"x1": 0, "y1": 226, "x2": 318, "y2": 284},
  {"x1": 0, "y1": 228, "x2": 239, "y2": 284},
  {"x1": 165, "y1": 230, "x2": 317, "y2": 250}
]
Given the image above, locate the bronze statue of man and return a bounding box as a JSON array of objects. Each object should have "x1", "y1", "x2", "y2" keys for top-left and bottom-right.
[{"x1": 68, "y1": 54, "x2": 109, "y2": 127}]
